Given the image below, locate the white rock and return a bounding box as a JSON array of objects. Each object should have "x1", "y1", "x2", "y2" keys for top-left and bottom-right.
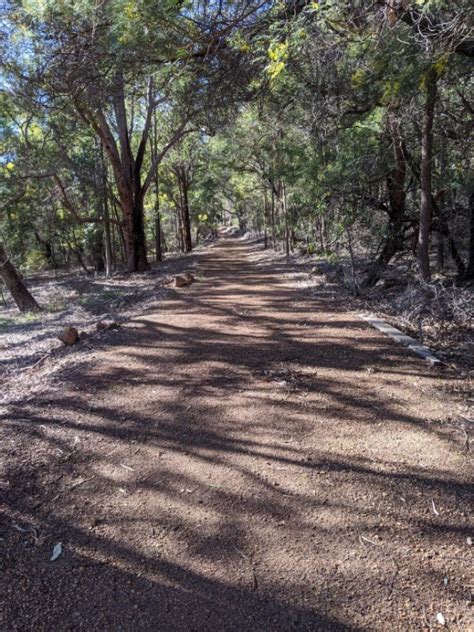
[{"x1": 436, "y1": 612, "x2": 446, "y2": 626}]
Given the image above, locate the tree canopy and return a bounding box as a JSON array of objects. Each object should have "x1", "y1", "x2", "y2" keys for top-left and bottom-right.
[{"x1": 1, "y1": 0, "x2": 473, "y2": 309}]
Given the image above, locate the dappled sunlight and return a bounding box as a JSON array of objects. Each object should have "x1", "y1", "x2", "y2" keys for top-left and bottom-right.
[{"x1": 1, "y1": 237, "x2": 471, "y2": 631}]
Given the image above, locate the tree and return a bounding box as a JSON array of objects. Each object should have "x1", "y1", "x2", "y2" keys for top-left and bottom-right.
[
  {"x1": 0, "y1": 241, "x2": 39, "y2": 312},
  {"x1": 2, "y1": 0, "x2": 270, "y2": 271},
  {"x1": 417, "y1": 66, "x2": 437, "y2": 281},
  {"x1": 1, "y1": 0, "x2": 472, "y2": 302}
]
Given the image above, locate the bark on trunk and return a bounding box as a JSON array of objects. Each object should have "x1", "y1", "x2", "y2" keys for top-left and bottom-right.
[
  {"x1": 131, "y1": 200, "x2": 149, "y2": 272},
  {"x1": 0, "y1": 242, "x2": 40, "y2": 312},
  {"x1": 155, "y1": 213, "x2": 163, "y2": 262},
  {"x1": 417, "y1": 68, "x2": 437, "y2": 281},
  {"x1": 181, "y1": 183, "x2": 192, "y2": 253},
  {"x1": 122, "y1": 198, "x2": 149, "y2": 272},
  {"x1": 174, "y1": 164, "x2": 192, "y2": 253},
  {"x1": 100, "y1": 147, "x2": 113, "y2": 277}
]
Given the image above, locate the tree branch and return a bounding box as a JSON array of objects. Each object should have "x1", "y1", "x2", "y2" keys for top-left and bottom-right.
[
  {"x1": 53, "y1": 175, "x2": 122, "y2": 226},
  {"x1": 141, "y1": 120, "x2": 197, "y2": 197}
]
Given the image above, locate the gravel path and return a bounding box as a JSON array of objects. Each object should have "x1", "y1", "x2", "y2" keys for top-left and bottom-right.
[{"x1": 1, "y1": 235, "x2": 472, "y2": 631}]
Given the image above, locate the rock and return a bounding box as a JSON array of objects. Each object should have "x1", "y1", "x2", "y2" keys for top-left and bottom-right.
[
  {"x1": 58, "y1": 326, "x2": 79, "y2": 346},
  {"x1": 174, "y1": 275, "x2": 188, "y2": 287},
  {"x1": 79, "y1": 331, "x2": 88, "y2": 340},
  {"x1": 174, "y1": 273, "x2": 194, "y2": 288},
  {"x1": 96, "y1": 319, "x2": 120, "y2": 332}
]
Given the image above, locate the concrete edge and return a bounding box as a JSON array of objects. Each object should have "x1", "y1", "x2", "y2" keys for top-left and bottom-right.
[{"x1": 359, "y1": 314, "x2": 442, "y2": 365}]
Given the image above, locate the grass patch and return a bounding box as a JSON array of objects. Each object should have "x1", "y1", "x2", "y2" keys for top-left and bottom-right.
[{"x1": 0, "y1": 311, "x2": 42, "y2": 330}]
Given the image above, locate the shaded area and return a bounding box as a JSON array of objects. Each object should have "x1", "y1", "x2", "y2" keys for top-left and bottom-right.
[
  {"x1": 1, "y1": 236, "x2": 472, "y2": 631},
  {"x1": 0, "y1": 251, "x2": 199, "y2": 401}
]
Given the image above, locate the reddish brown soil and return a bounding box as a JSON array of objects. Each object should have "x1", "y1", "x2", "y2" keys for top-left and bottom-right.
[{"x1": 1, "y1": 236, "x2": 472, "y2": 631}]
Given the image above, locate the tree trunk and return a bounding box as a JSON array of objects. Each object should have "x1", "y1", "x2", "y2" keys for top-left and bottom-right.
[
  {"x1": 34, "y1": 231, "x2": 54, "y2": 267},
  {"x1": 153, "y1": 173, "x2": 163, "y2": 262},
  {"x1": 122, "y1": 198, "x2": 149, "y2": 272},
  {"x1": 404, "y1": 142, "x2": 466, "y2": 279},
  {"x1": 174, "y1": 202, "x2": 183, "y2": 252},
  {"x1": 112, "y1": 184, "x2": 149, "y2": 273},
  {"x1": 155, "y1": 213, "x2": 163, "y2": 263},
  {"x1": 0, "y1": 242, "x2": 39, "y2": 312},
  {"x1": 112, "y1": 201, "x2": 127, "y2": 265},
  {"x1": 181, "y1": 188, "x2": 192, "y2": 253},
  {"x1": 131, "y1": 199, "x2": 149, "y2": 272},
  {"x1": 78, "y1": 72, "x2": 190, "y2": 273},
  {"x1": 436, "y1": 138, "x2": 446, "y2": 272},
  {"x1": 66, "y1": 232, "x2": 90, "y2": 274},
  {"x1": 417, "y1": 68, "x2": 437, "y2": 281},
  {"x1": 263, "y1": 189, "x2": 269, "y2": 249},
  {"x1": 103, "y1": 203, "x2": 113, "y2": 277},
  {"x1": 91, "y1": 223, "x2": 105, "y2": 273},
  {"x1": 436, "y1": 230, "x2": 444, "y2": 271},
  {"x1": 434, "y1": 204, "x2": 465, "y2": 279},
  {"x1": 362, "y1": 115, "x2": 407, "y2": 288},
  {"x1": 100, "y1": 146, "x2": 113, "y2": 277},
  {"x1": 463, "y1": 192, "x2": 474, "y2": 282},
  {"x1": 174, "y1": 164, "x2": 192, "y2": 253},
  {"x1": 270, "y1": 184, "x2": 276, "y2": 250},
  {"x1": 282, "y1": 182, "x2": 290, "y2": 260},
  {"x1": 151, "y1": 111, "x2": 163, "y2": 263}
]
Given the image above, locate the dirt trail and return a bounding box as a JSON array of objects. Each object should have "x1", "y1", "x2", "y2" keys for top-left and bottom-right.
[{"x1": 1, "y1": 236, "x2": 472, "y2": 631}]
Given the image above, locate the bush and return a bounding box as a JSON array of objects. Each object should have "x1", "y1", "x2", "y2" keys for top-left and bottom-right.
[{"x1": 23, "y1": 249, "x2": 48, "y2": 272}]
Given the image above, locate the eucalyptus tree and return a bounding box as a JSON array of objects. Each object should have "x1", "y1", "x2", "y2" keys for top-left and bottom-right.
[
  {"x1": 0, "y1": 169, "x2": 40, "y2": 312},
  {"x1": 0, "y1": 240, "x2": 39, "y2": 311},
  {"x1": 2, "y1": 0, "x2": 272, "y2": 272}
]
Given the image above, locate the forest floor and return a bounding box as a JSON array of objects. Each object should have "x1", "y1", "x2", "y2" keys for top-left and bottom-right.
[
  {"x1": 1, "y1": 233, "x2": 473, "y2": 631},
  {"x1": 0, "y1": 249, "x2": 200, "y2": 406}
]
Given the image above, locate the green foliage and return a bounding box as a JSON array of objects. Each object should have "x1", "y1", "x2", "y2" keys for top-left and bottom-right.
[
  {"x1": 0, "y1": 0, "x2": 471, "y2": 284},
  {"x1": 23, "y1": 249, "x2": 48, "y2": 272}
]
